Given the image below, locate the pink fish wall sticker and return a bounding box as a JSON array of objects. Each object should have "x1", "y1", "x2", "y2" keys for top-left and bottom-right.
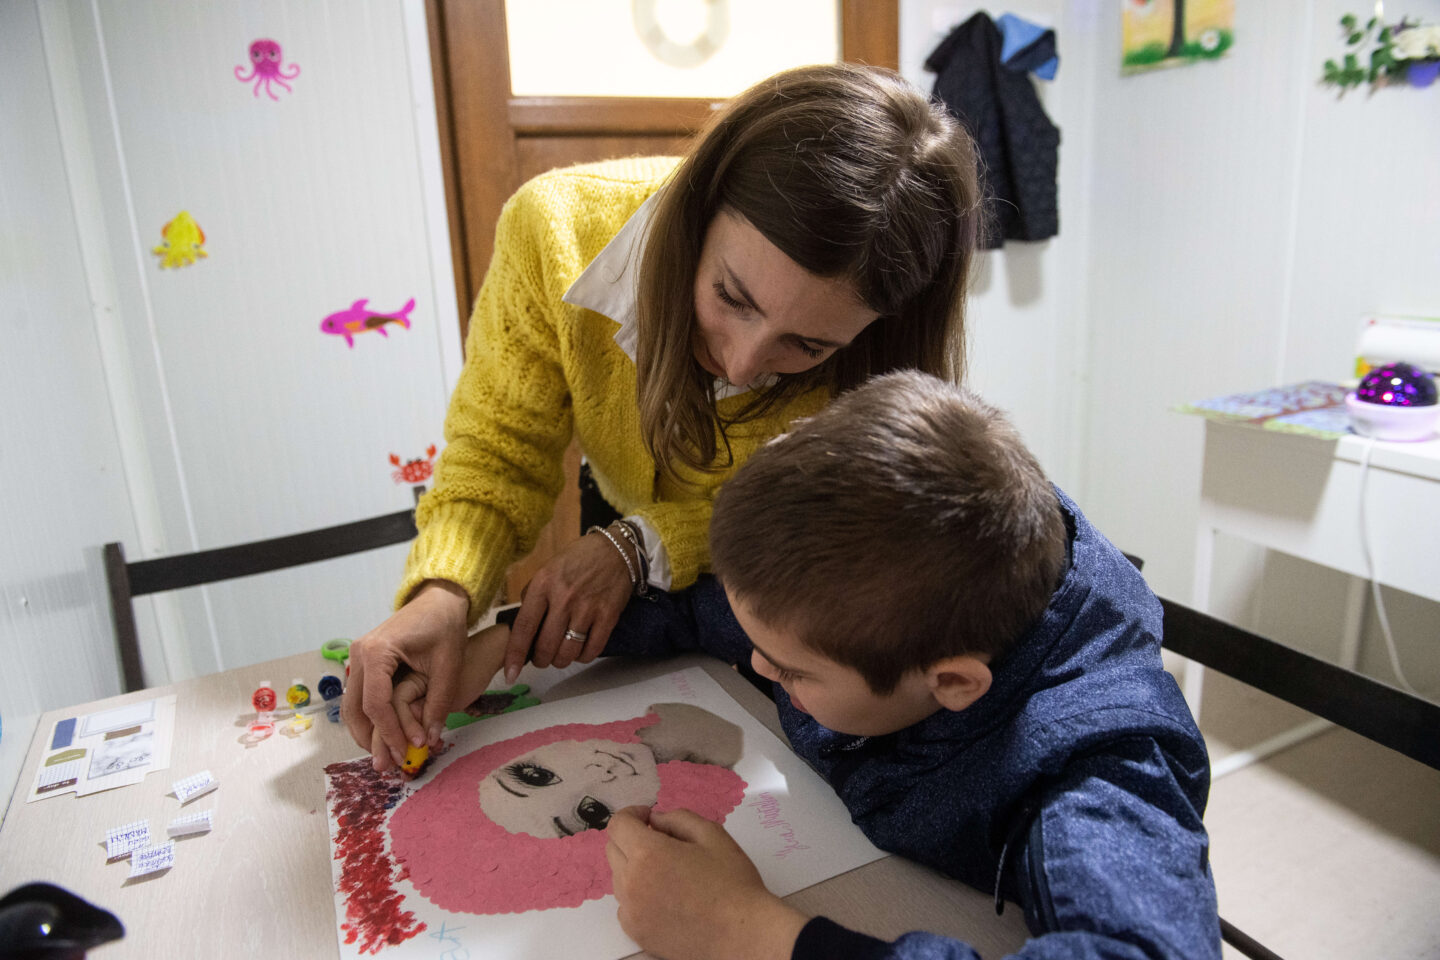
[{"x1": 320, "y1": 298, "x2": 414, "y2": 348}]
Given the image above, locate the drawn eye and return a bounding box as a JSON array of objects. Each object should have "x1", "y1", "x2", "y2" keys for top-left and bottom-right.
[
  {"x1": 269, "y1": 51, "x2": 279, "y2": 59},
  {"x1": 576, "y1": 796, "x2": 611, "y2": 830},
  {"x1": 505, "y1": 762, "x2": 559, "y2": 788}
]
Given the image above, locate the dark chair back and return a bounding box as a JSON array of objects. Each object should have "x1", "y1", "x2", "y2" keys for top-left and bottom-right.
[
  {"x1": 103, "y1": 509, "x2": 417, "y2": 691},
  {"x1": 1159, "y1": 597, "x2": 1440, "y2": 772}
]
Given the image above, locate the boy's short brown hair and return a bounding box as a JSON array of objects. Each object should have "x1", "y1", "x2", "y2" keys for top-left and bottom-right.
[{"x1": 710, "y1": 371, "x2": 1066, "y2": 694}]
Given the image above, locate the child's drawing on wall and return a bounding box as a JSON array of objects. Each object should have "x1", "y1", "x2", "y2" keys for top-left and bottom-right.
[{"x1": 1123, "y1": 0, "x2": 1235, "y2": 74}]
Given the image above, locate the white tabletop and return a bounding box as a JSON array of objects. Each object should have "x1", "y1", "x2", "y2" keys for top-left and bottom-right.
[
  {"x1": 0, "y1": 650, "x2": 1030, "y2": 959},
  {"x1": 1333, "y1": 431, "x2": 1440, "y2": 480}
]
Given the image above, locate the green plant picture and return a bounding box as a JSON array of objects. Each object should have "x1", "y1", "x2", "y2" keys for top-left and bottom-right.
[
  {"x1": 1322, "y1": 13, "x2": 1440, "y2": 91},
  {"x1": 1123, "y1": 0, "x2": 1235, "y2": 75}
]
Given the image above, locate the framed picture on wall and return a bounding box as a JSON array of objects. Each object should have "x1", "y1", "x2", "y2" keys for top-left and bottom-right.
[{"x1": 1122, "y1": 0, "x2": 1235, "y2": 75}]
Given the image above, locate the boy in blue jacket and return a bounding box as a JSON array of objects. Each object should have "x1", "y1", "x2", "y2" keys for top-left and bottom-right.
[{"x1": 416, "y1": 371, "x2": 1220, "y2": 959}]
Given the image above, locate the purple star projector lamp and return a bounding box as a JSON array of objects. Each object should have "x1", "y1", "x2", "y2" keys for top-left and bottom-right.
[{"x1": 1345, "y1": 362, "x2": 1439, "y2": 442}]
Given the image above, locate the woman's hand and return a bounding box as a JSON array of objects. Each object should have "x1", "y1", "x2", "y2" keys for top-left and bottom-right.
[
  {"x1": 342, "y1": 580, "x2": 469, "y2": 772},
  {"x1": 605, "y1": 806, "x2": 807, "y2": 960},
  {"x1": 501, "y1": 529, "x2": 634, "y2": 683}
]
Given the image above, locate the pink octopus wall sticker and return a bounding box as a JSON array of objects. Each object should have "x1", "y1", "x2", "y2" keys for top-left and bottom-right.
[
  {"x1": 321, "y1": 298, "x2": 415, "y2": 348},
  {"x1": 235, "y1": 39, "x2": 300, "y2": 100}
]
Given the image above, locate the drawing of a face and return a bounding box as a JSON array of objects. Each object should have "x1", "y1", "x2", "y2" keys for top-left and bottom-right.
[
  {"x1": 478, "y1": 739, "x2": 660, "y2": 838},
  {"x1": 381, "y1": 712, "x2": 747, "y2": 916}
]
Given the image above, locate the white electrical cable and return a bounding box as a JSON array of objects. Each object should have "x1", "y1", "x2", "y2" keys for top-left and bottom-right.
[{"x1": 1355, "y1": 437, "x2": 1420, "y2": 695}]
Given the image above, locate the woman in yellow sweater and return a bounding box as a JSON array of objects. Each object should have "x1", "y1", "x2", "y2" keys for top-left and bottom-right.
[{"x1": 345, "y1": 63, "x2": 984, "y2": 771}]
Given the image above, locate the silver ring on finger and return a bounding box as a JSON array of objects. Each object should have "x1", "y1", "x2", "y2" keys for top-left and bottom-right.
[{"x1": 563, "y1": 628, "x2": 588, "y2": 644}]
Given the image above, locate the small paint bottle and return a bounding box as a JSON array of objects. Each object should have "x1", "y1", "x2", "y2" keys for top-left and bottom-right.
[
  {"x1": 318, "y1": 675, "x2": 344, "y2": 723},
  {"x1": 286, "y1": 678, "x2": 311, "y2": 709},
  {"x1": 252, "y1": 680, "x2": 277, "y2": 720},
  {"x1": 317, "y1": 674, "x2": 343, "y2": 701}
]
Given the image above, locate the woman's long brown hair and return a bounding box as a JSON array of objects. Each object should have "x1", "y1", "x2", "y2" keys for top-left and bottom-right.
[{"x1": 635, "y1": 62, "x2": 983, "y2": 477}]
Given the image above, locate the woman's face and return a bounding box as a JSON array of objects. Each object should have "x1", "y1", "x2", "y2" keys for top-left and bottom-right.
[
  {"x1": 477, "y1": 739, "x2": 661, "y2": 839},
  {"x1": 692, "y1": 210, "x2": 878, "y2": 389}
]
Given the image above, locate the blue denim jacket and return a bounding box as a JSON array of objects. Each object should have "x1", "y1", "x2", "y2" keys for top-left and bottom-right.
[{"x1": 607, "y1": 489, "x2": 1221, "y2": 960}]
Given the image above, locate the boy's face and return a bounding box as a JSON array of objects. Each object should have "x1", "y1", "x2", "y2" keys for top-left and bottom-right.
[{"x1": 729, "y1": 590, "x2": 942, "y2": 737}]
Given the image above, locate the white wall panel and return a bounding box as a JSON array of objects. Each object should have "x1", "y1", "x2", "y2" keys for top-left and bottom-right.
[
  {"x1": 1076, "y1": 0, "x2": 1440, "y2": 689},
  {"x1": 1282, "y1": 8, "x2": 1440, "y2": 383},
  {"x1": 1079, "y1": 0, "x2": 1316, "y2": 600},
  {"x1": 900, "y1": 2, "x2": 1095, "y2": 492},
  {"x1": 0, "y1": 1, "x2": 137, "y2": 807},
  {"x1": 61, "y1": 0, "x2": 457, "y2": 680}
]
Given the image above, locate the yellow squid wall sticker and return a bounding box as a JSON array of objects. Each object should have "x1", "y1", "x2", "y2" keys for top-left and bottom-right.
[{"x1": 152, "y1": 211, "x2": 209, "y2": 269}]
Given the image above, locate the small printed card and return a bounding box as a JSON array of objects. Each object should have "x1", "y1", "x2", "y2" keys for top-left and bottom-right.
[
  {"x1": 172, "y1": 770, "x2": 217, "y2": 804},
  {"x1": 167, "y1": 809, "x2": 214, "y2": 838},
  {"x1": 105, "y1": 820, "x2": 150, "y2": 860},
  {"x1": 128, "y1": 841, "x2": 175, "y2": 878},
  {"x1": 28, "y1": 695, "x2": 178, "y2": 803}
]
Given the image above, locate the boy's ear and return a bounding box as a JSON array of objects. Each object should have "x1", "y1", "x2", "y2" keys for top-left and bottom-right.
[{"x1": 923, "y1": 656, "x2": 992, "y2": 712}]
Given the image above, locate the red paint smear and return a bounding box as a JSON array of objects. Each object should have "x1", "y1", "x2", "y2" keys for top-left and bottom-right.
[{"x1": 324, "y1": 758, "x2": 427, "y2": 954}]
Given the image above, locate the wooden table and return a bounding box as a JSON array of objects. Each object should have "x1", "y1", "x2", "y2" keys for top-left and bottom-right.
[{"x1": 0, "y1": 650, "x2": 1030, "y2": 958}]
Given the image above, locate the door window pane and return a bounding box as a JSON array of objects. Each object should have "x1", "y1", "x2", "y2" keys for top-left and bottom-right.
[{"x1": 506, "y1": 0, "x2": 839, "y2": 98}]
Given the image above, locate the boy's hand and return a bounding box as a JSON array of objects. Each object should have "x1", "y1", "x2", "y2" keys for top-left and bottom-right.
[
  {"x1": 604, "y1": 807, "x2": 806, "y2": 960},
  {"x1": 391, "y1": 622, "x2": 513, "y2": 745}
]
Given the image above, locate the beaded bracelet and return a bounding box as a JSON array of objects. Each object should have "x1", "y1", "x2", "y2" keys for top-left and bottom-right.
[
  {"x1": 588, "y1": 524, "x2": 640, "y2": 595},
  {"x1": 612, "y1": 519, "x2": 650, "y2": 596}
]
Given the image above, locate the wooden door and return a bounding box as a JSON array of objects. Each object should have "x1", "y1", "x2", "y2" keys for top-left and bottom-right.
[{"x1": 425, "y1": 0, "x2": 898, "y2": 602}]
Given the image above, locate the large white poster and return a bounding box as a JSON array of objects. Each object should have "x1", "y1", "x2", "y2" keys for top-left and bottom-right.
[{"x1": 323, "y1": 667, "x2": 883, "y2": 958}]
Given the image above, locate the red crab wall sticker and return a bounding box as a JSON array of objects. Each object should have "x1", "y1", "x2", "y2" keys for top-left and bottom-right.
[{"x1": 391, "y1": 446, "x2": 437, "y2": 502}]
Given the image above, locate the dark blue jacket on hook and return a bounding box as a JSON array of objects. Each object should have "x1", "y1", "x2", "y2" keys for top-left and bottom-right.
[
  {"x1": 927, "y1": 11, "x2": 1061, "y2": 248},
  {"x1": 607, "y1": 488, "x2": 1221, "y2": 960}
]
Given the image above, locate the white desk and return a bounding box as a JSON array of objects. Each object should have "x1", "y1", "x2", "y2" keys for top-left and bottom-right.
[
  {"x1": 1189, "y1": 421, "x2": 1440, "y2": 774},
  {"x1": 0, "y1": 650, "x2": 1030, "y2": 959}
]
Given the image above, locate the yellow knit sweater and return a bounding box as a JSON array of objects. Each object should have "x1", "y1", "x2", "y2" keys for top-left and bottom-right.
[{"x1": 398, "y1": 157, "x2": 830, "y2": 621}]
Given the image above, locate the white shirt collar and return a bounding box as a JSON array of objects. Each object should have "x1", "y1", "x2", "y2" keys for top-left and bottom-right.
[{"x1": 562, "y1": 192, "x2": 758, "y2": 400}]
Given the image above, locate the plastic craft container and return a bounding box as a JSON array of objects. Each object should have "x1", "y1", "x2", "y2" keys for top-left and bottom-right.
[{"x1": 1345, "y1": 392, "x2": 1440, "y2": 442}]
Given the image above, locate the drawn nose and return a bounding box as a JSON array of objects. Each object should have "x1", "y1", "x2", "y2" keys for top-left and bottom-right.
[{"x1": 576, "y1": 796, "x2": 611, "y2": 831}]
